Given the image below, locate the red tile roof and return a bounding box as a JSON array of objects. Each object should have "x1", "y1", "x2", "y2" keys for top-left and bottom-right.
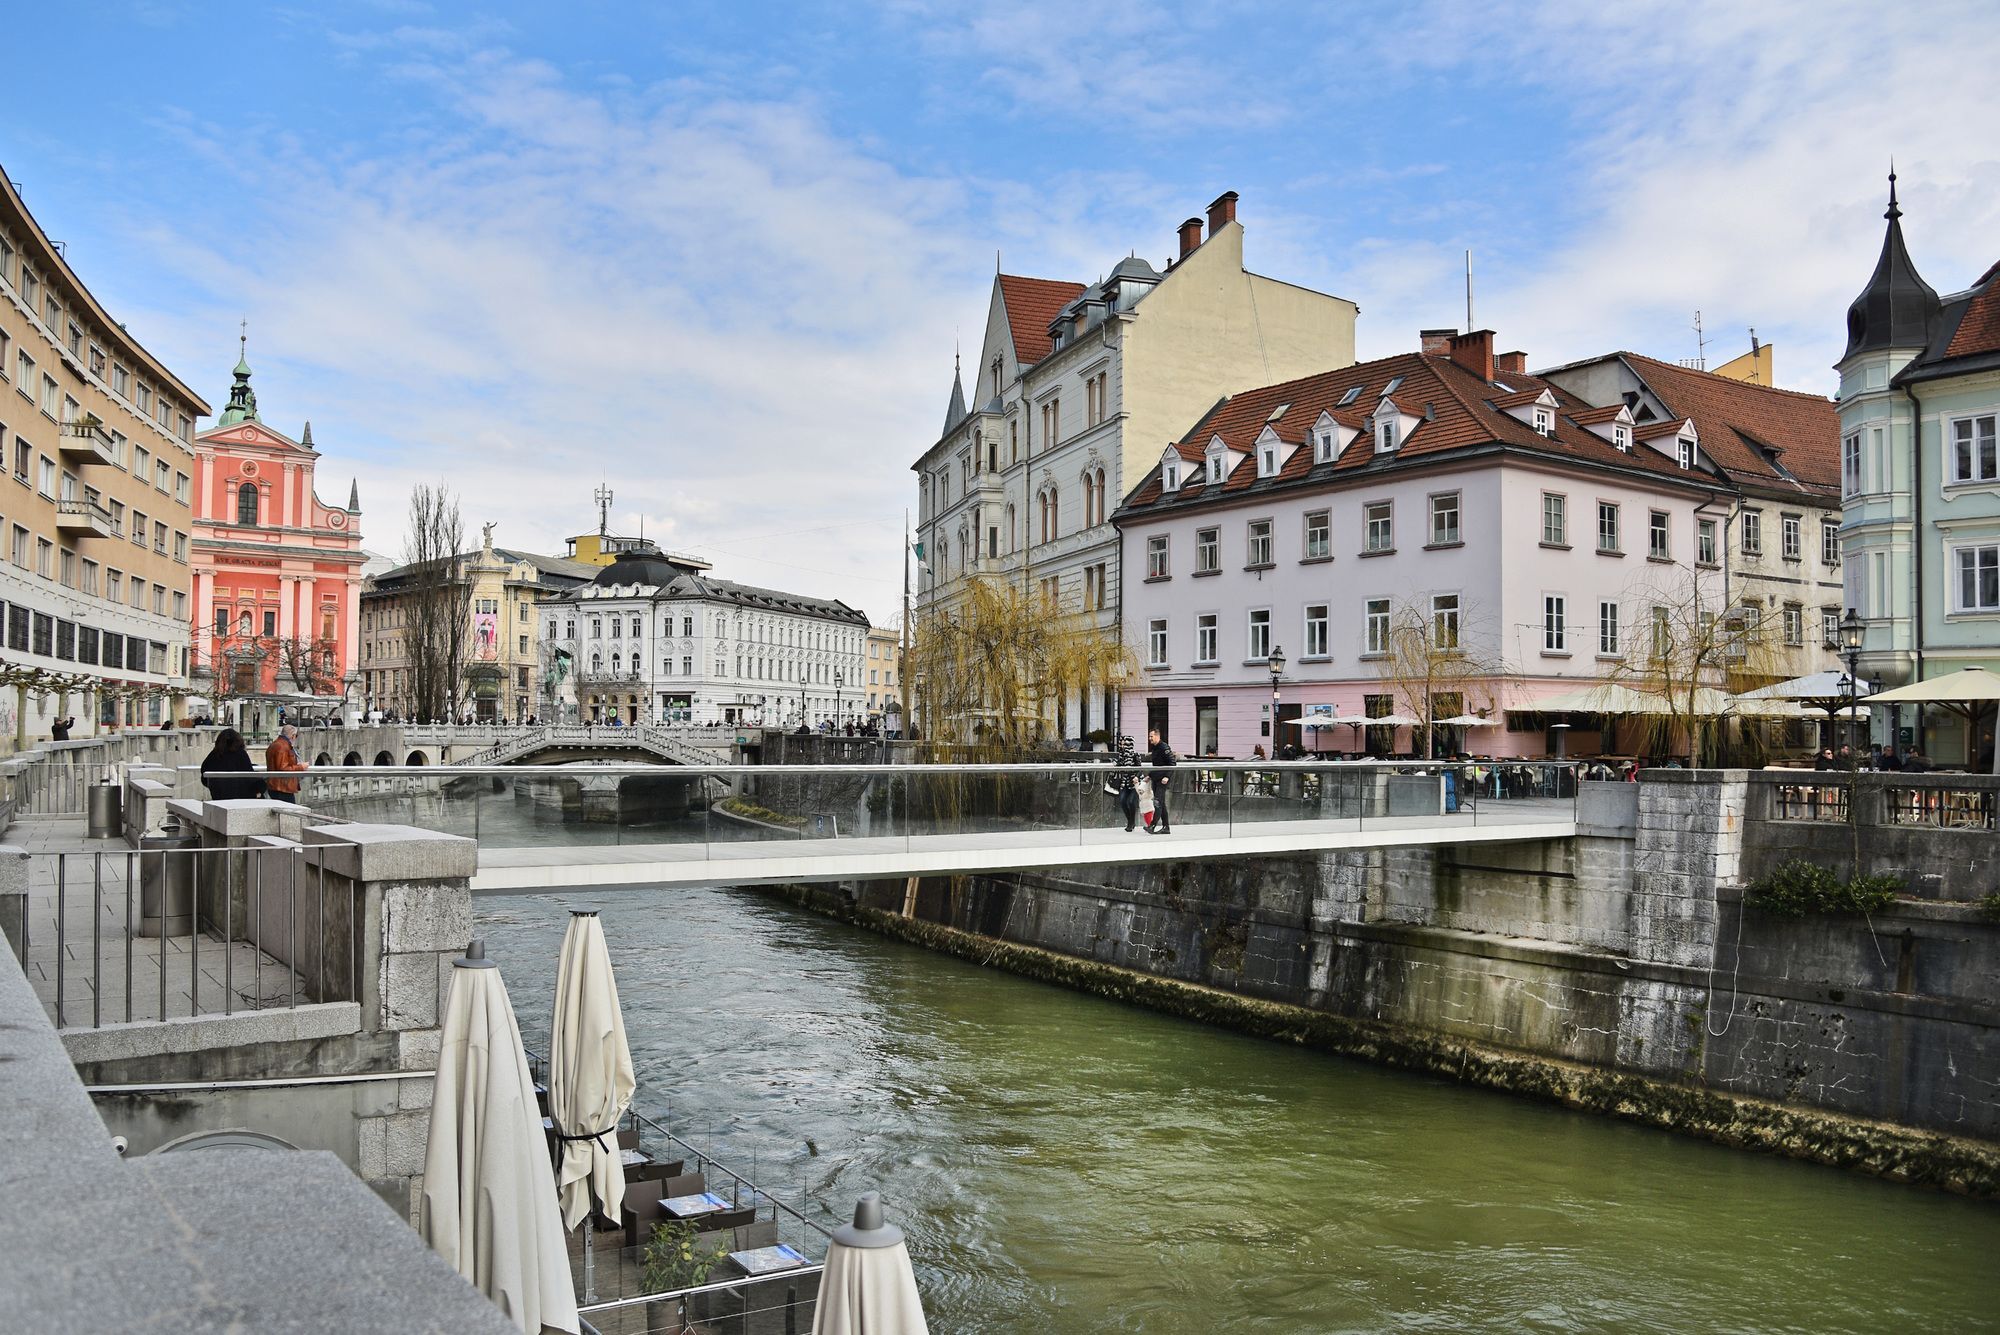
[
  {"x1": 1616, "y1": 352, "x2": 1839, "y2": 497},
  {"x1": 1943, "y1": 268, "x2": 2000, "y2": 360},
  {"x1": 1118, "y1": 351, "x2": 1724, "y2": 515},
  {"x1": 997, "y1": 274, "x2": 1086, "y2": 368}
]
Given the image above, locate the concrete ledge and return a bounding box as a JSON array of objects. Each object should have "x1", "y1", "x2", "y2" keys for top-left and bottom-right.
[
  {"x1": 59, "y1": 1001, "x2": 363, "y2": 1066},
  {"x1": 171, "y1": 798, "x2": 318, "y2": 840},
  {"x1": 0, "y1": 843, "x2": 27, "y2": 958},
  {"x1": 1577, "y1": 781, "x2": 1639, "y2": 837},
  {"x1": 303, "y1": 822, "x2": 478, "y2": 881}
]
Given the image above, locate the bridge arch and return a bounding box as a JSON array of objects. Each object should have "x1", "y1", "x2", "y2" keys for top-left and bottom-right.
[
  {"x1": 342, "y1": 751, "x2": 363, "y2": 767},
  {"x1": 374, "y1": 750, "x2": 395, "y2": 766},
  {"x1": 405, "y1": 751, "x2": 428, "y2": 767},
  {"x1": 313, "y1": 752, "x2": 333, "y2": 766}
]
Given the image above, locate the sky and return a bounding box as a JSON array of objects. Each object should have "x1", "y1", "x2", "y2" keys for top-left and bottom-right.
[{"x1": 5, "y1": 1, "x2": 1997, "y2": 621}]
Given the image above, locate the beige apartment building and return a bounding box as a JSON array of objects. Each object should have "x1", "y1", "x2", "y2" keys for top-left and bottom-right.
[
  {"x1": 359, "y1": 530, "x2": 593, "y2": 721},
  {"x1": 1, "y1": 170, "x2": 205, "y2": 750},
  {"x1": 864, "y1": 625, "x2": 901, "y2": 727}
]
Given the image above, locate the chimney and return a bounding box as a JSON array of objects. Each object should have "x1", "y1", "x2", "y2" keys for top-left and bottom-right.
[
  {"x1": 1420, "y1": 328, "x2": 1457, "y2": 357},
  {"x1": 1206, "y1": 191, "x2": 1239, "y2": 234},
  {"x1": 1448, "y1": 329, "x2": 1495, "y2": 382},
  {"x1": 1177, "y1": 217, "x2": 1204, "y2": 258},
  {"x1": 1495, "y1": 350, "x2": 1527, "y2": 375}
]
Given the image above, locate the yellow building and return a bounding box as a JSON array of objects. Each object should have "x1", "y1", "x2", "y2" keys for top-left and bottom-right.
[
  {"x1": 563, "y1": 531, "x2": 657, "y2": 568},
  {"x1": 1, "y1": 169, "x2": 207, "y2": 749},
  {"x1": 864, "y1": 625, "x2": 902, "y2": 726}
]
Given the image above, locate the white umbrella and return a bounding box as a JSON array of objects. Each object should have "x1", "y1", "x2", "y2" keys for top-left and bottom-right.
[
  {"x1": 1737, "y1": 669, "x2": 1878, "y2": 701},
  {"x1": 1359, "y1": 711, "x2": 1424, "y2": 727},
  {"x1": 550, "y1": 910, "x2": 636, "y2": 1304},
  {"x1": 1434, "y1": 714, "x2": 1498, "y2": 727},
  {"x1": 812, "y1": 1193, "x2": 929, "y2": 1335},
  {"x1": 422, "y1": 941, "x2": 580, "y2": 1335}
]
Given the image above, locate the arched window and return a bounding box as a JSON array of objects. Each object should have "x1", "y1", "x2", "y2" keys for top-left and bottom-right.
[
  {"x1": 1005, "y1": 503, "x2": 1016, "y2": 552},
  {"x1": 591, "y1": 653, "x2": 603, "y2": 673},
  {"x1": 610, "y1": 652, "x2": 621, "y2": 674},
  {"x1": 237, "y1": 482, "x2": 258, "y2": 525},
  {"x1": 1093, "y1": 468, "x2": 1107, "y2": 525}
]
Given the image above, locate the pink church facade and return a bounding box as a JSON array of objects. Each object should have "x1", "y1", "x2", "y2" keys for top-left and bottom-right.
[{"x1": 190, "y1": 351, "x2": 364, "y2": 712}]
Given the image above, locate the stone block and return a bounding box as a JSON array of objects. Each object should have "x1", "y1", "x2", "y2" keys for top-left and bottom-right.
[
  {"x1": 382, "y1": 1109, "x2": 431, "y2": 1176},
  {"x1": 378, "y1": 952, "x2": 441, "y2": 1031},
  {"x1": 398, "y1": 1027, "x2": 442, "y2": 1071},
  {"x1": 381, "y1": 882, "x2": 473, "y2": 955},
  {"x1": 399, "y1": 1073, "x2": 436, "y2": 1111},
  {"x1": 357, "y1": 1114, "x2": 387, "y2": 1179},
  {"x1": 302, "y1": 823, "x2": 477, "y2": 882}
]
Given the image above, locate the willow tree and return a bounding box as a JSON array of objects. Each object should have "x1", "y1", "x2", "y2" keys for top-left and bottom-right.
[
  {"x1": 1600, "y1": 564, "x2": 1788, "y2": 766},
  {"x1": 1373, "y1": 596, "x2": 1504, "y2": 757},
  {"x1": 907, "y1": 575, "x2": 1131, "y2": 761}
]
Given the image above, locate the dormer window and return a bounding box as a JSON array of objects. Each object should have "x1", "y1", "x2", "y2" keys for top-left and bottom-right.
[
  {"x1": 1316, "y1": 430, "x2": 1335, "y2": 463},
  {"x1": 1677, "y1": 438, "x2": 1695, "y2": 470},
  {"x1": 1258, "y1": 445, "x2": 1277, "y2": 477},
  {"x1": 1163, "y1": 460, "x2": 1181, "y2": 492},
  {"x1": 1613, "y1": 425, "x2": 1630, "y2": 452},
  {"x1": 1533, "y1": 407, "x2": 1553, "y2": 437},
  {"x1": 1377, "y1": 420, "x2": 1398, "y2": 452},
  {"x1": 1209, "y1": 453, "x2": 1226, "y2": 483}
]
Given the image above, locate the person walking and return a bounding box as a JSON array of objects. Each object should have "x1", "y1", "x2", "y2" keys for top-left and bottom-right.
[
  {"x1": 1113, "y1": 734, "x2": 1142, "y2": 832},
  {"x1": 199, "y1": 729, "x2": 266, "y2": 801},
  {"x1": 265, "y1": 724, "x2": 307, "y2": 804},
  {"x1": 1145, "y1": 726, "x2": 1176, "y2": 835}
]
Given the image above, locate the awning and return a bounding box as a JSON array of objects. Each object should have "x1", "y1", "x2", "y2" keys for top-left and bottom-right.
[{"x1": 1865, "y1": 666, "x2": 2000, "y2": 704}]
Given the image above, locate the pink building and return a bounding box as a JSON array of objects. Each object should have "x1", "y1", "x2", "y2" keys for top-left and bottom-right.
[
  {"x1": 190, "y1": 348, "x2": 364, "y2": 714},
  {"x1": 1113, "y1": 330, "x2": 1737, "y2": 760}
]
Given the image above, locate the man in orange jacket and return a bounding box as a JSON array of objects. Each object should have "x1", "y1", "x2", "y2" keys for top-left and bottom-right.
[{"x1": 265, "y1": 724, "x2": 307, "y2": 803}]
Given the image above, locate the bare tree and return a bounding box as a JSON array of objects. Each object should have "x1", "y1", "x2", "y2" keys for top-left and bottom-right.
[
  {"x1": 273, "y1": 636, "x2": 342, "y2": 695},
  {"x1": 1373, "y1": 595, "x2": 1504, "y2": 757},
  {"x1": 402, "y1": 483, "x2": 470, "y2": 722}
]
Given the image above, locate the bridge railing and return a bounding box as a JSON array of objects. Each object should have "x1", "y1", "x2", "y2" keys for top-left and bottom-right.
[{"x1": 236, "y1": 759, "x2": 1581, "y2": 854}]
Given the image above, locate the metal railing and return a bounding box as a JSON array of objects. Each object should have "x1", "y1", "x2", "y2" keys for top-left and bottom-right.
[
  {"x1": 20, "y1": 843, "x2": 358, "y2": 1030},
  {"x1": 1883, "y1": 784, "x2": 1998, "y2": 831},
  {"x1": 1770, "y1": 777, "x2": 1852, "y2": 823}
]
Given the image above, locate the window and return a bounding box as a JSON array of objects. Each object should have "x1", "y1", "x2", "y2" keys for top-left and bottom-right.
[
  {"x1": 1677, "y1": 438, "x2": 1695, "y2": 470},
  {"x1": 1195, "y1": 613, "x2": 1218, "y2": 664},
  {"x1": 38, "y1": 455, "x2": 55, "y2": 496},
  {"x1": 1698, "y1": 518, "x2": 1717, "y2": 565},
  {"x1": 1431, "y1": 593, "x2": 1459, "y2": 649},
  {"x1": 1082, "y1": 563, "x2": 1107, "y2": 612},
  {"x1": 1146, "y1": 534, "x2": 1169, "y2": 579},
  {"x1": 215, "y1": 608, "x2": 230, "y2": 637},
  {"x1": 1363, "y1": 501, "x2": 1393, "y2": 552},
  {"x1": 1783, "y1": 604, "x2": 1804, "y2": 646},
  {"x1": 1304, "y1": 510, "x2": 1330, "y2": 560},
  {"x1": 1781, "y1": 514, "x2": 1802, "y2": 561},
  {"x1": 1542, "y1": 492, "x2": 1567, "y2": 546},
  {"x1": 1649, "y1": 511, "x2": 1671, "y2": 559},
  {"x1": 1364, "y1": 598, "x2": 1390, "y2": 655},
  {"x1": 1532, "y1": 406, "x2": 1553, "y2": 436},
  {"x1": 174, "y1": 471, "x2": 189, "y2": 503},
  {"x1": 263, "y1": 610, "x2": 277, "y2": 637},
  {"x1": 1315, "y1": 429, "x2": 1337, "y2": 463},
  {"x1": 1596, "y1": 501, "x2": 1619, "y2": 553},
  {"x1": 1817, "y1": 519, "x2": 1839, "y2": 567},
  {"x1": 1949, "y1": 415, "x2": 1998, "y2": 484},
  {"x1": 1741, "y1": 511, "x2": 1762, "y2": 556},
  {"x1": 1304, "y1": 603, "x2": 1329, "y2": 657},
  {"x1": 1196, "y1": 527, "x2": 1219, "y2": 573},
  {"x1": 1598, "y1": 601, "x2": 1620, "y2": 655},
  {"x1": 1376, "y1": 418, "x2": 1398, "y2": 452},
  {"x1": 1246, "y1": 519, "x2": 1273, "y2": 567},
  {"x1": 1613, "y1": 424, "x2": 1630, "y2": 452},
  {"x1": 1147, "y1": 618, "x2": 1168, "y2": 667},
  {"x1": 172, "y1": 531, "x2": 186, "y2": 562},
  {"x1": 1429, "y1": 492, "x2": 1461, "y2": 545},
  {"x1": 1246, "y1": 609, "x2": 1271, "y2": 660},
  {"x1": 1821, "y1": 608, "x2": 1840, "y2": 645},
  {"x1": 1842, "y1": 431, "x2": 1863, "y2": 496},
  {"x1": 1258, "y1": 443, "x2": 1277, "y2": 477},
  {"x1": 1162, "y1": 458, "x2": 1181, "y2": 491},
  {"x1": 35, "y1": 537, "x2": 51, "y2": 577},
  {"x1": 1955, "y1": 544, "x2": 2000, "y2": 613},
  {"x1": 1543, "y1": 594, "x2": 1568, "y2": 652}
]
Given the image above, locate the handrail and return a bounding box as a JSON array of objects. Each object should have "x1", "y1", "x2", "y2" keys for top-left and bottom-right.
[{"x1": 186, "y1": 759, "x2": 1586, "y2": 779}]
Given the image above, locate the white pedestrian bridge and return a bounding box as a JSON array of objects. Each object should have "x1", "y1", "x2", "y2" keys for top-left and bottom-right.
[{"x1": 280, "y1": 761, "x2": 1584, "y2": 895}]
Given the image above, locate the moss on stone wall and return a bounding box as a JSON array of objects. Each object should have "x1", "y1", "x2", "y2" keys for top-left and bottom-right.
[{"x1": 761, "y1": 883, "x2": 2000, "y2": 1198}]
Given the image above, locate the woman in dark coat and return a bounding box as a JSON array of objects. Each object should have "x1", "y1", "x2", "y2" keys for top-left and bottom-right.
[
  {"x1": 1113, "y1": 734, "x2": 1143, "y2": 832},
  {"x1": 200, "y1": 728, "x2": 267, "y2": 801}
]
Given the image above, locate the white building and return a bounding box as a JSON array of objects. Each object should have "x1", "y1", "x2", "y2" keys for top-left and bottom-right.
[
  {"x1": 912, "y1": 191, "x2": 1357, "y2": 741},
  {"x1": 550, "y1": 545, "x2": 869, "y2": 727},
  {"x1": 1114, "y1": 330, "x2": 1745, "y2": 760}
]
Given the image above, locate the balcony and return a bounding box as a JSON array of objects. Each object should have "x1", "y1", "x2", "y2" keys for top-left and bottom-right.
[
  {"x1": 575, "y1": 667, "x2": 646, "y2": 687},
  {"x1": 54, "y1": 496, "x2": 115, "y2": 538},
  {"x1": 58, "y1": 415, "x2": 117, "y2": 466}
]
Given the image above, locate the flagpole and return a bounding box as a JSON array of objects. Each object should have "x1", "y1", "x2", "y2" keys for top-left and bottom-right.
[{"x1": 901, "y1": 510, "x2": 912, "y2": 741}]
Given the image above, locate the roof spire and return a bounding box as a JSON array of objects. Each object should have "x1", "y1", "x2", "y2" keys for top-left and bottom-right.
[
  {"x1": 217, "y1": 320, "x2": 260, "y2": 426},
  {"x1": 301, "y1": 419, "x2": 314, "y2": 448},
  {"x1": 347, "y1": 477, "x2": 360, "y2": 513},
  {"x1": 1886, "y1": 160, "x2": 1900, "y2": 220},
  {"x1": 1841, "y1": 166, "x2": 1939, "y2": 363}
]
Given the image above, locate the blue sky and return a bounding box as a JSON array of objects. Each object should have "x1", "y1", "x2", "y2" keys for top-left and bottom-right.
[{"x1": 7, "y1": 1, "x2": 1997, "y2": 617}]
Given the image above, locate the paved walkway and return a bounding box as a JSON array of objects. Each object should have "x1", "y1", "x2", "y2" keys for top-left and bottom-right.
[
  {"x1": 471, "y1": 800, "x2": 1578, "y2": 893},
  {"x1": 10, "y1": 819, "x2": 303, "y2": 1029}
]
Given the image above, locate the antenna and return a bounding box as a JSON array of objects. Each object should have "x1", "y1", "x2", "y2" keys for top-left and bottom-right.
[
  {"x1": 1692, "y1": 310, "x2": 1708, "y2": 371},
  {"x1": 594, "y1": 483, "x2": 614, "y2": 540},
  {"x1": 1464, "y1": 250, "x2": 1475, "y2": 331}
]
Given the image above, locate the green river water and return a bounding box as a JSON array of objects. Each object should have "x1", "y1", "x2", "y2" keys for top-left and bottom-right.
[{"x1": 473, "y1": 886, "x2": 1999, "y2": 1334}]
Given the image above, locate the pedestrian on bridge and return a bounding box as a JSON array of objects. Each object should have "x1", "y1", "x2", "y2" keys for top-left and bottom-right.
[
  {"x1": 265, "y1": 724, "x2": 307, "y2": 804},
  {"x1": 1146, "y1": 727, "x2": 1176, "y2": 835},
  {"x1": 1113, "y1": 734, "x2": 1143, "y2": 832}
]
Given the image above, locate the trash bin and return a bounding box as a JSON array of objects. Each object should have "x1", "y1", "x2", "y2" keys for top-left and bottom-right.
[
  {"x1": 88, "y1": 781, "x2": 123, "y2": 840},
  {"x1": 139, "y1": 826, "x2": 199, "y2": 938}
]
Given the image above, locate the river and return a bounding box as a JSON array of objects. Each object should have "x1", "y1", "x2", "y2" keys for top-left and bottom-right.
[{"x1": 473, "y1": 885, "x2": 1997, "y2": 1334}]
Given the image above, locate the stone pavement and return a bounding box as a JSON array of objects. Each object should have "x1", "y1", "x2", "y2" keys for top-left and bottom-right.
[{"x1": 9, "y1": 817, "x2": 303, "y2": 1029}]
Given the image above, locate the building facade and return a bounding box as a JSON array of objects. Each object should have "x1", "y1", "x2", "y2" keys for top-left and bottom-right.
[
  {"x1": 549, "y1": 545, "x2": 870, "y2": 727},
  {"x1": 190, "y1": 351, "x2": 365, "y2": 723},
  {"x1": 359, "y1": 532, "x2": 593, "y2": 721},
  {"x1": 864, "y1": 625, "x2": 901, "y2": 729},
  {"x1": 1540, "y1": 349, "x2": 1845, "y2": 684},
  {"x1": 1838, "y1": 175, "x2": 2000, "y2": 765},
  {"x1": 1114, "y1": 331, "x2": 1739, "y2": 760},
  {"x1": 0, "y1": 170, "x2": 206, "y2": 748},
  {"x1": 912, "y1": 192, "x2": 1358, "y2": 741}
]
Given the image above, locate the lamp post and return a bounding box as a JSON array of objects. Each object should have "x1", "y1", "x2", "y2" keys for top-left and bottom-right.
[
  {"x1": 1267, "y1": 645, "x2": 1286, "y2": 757},
  {"x1": 834, "y1": 668, "x2": 845, "y2": 732},
  {"x1": 1837, "y1": 608, "x2": 1865, "y2": 875}
]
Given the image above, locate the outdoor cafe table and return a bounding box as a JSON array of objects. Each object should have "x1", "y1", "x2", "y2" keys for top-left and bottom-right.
[
  {"x1": 662, "y1": 1191, "x2": 731, "y2": 1220},
  {"x1": 729, "y1": 1244, "x2": 809, "y2": 1277},
  {"x1": 619, "y1": 1147, "x2": 651, "y2": 1168}
]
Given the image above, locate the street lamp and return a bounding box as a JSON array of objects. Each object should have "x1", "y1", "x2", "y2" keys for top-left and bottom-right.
[
  {"x1": 834, "y1": 668, "x2": 845, "y2": 731},
  {"x1": 1838, "y1": 609, "x2": 1865, "y2": 760},
  {"x1": 1267, "y1": 645, "x2": 1286, "y2": 756}
]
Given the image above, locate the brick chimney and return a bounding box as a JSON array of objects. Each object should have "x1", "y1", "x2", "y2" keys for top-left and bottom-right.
[
  {"x1": 1495, "y1": 350, "x2": 1528, "y2": 375},
  {"x1": 1206, "y1": 191, "x2": 1239, "y2": 234},
  {"x1": 1177, "y1": 217, "x2": 1204, "y2": 258},
  {"x1": 1420, "y1": 328, "x2": 1457, "y2": 357},
  {"x1": 1448, "y1": 329, "x2": 1495, "y2": 382}
]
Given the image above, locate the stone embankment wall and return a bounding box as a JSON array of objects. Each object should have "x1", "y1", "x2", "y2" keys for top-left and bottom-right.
[{"x1": 776, "y1": 771, "x2": 2000, "y2": 1193}]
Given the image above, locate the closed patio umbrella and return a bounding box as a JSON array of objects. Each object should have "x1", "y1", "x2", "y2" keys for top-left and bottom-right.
[
  {"x1": 550, "y1": 910, "x2": 636, "y2": 1301},
  {"x1": 422, "y1": 941, "x2": 579, "y2": 1335},
  {"x1": 812, "y1": 1193, "x2": 929, "y2": 1335}
]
